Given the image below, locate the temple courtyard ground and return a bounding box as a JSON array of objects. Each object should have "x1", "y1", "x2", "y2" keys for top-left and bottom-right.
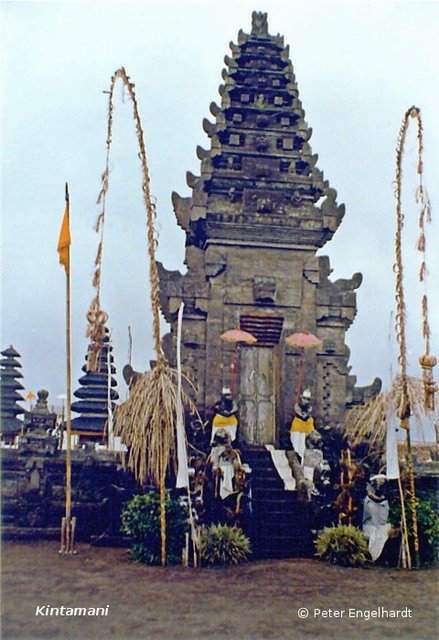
[{"x1": 1, "y1": 539, "x2": 437, "y2": 640}]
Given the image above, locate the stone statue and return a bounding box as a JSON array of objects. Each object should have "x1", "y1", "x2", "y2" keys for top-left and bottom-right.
[
  {"x1": 287, "y1": 430, "x2": 331, "y2": 502},
  {"x1": 211, "y1": 388, "x2": 238, "y2": 444},
  {"x1": 362, "y1": 474, "x2": 391, "y2": 561},
  {"x1": 187, "y1": 415, "x2": 209, "y2": 452},
  {"x1": 20, "y1": 390, "x2": 58, "y2": 454},
  {"x1": 122, "y1": 364, "x2": 141, "y2": 388},
  {"x1": 302, "y1": 431, "x2": 324, "y2": 482},
  {"x1": 34, "y1": 389, "x2": 50, "y2": 414},
  {"x1": 290, "y1": 388, "x2": 314, "y2": 462},
  {"x1": 208, "y1": 428, "x2": 244, "y2": 500}
]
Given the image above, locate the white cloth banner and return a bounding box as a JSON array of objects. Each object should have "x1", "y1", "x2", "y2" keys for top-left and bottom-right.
[
  {"x1": 386, "y1": 415, "x2": 400, "y2": 480},
  {"x1": 176, "y1": 303, "x2": 189, "y2": 488}
]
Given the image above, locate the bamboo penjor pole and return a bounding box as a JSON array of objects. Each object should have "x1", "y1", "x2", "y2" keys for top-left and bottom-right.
[
  {"x1": 394, "y1": 108, "x2": 418, "y2": 567},
  {"x1": 394, "y1": 106, "x2": 433, "y2": 568},
  {"x1": 109, "y1": 69, "x2": 166, "y2": 565},
  {"x1": 91, "y1": 68, "x2": 200, "y2": 567}
]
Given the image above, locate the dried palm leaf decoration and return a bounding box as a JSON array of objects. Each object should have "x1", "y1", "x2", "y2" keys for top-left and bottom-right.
[
  {"x1": 394, "y1": 106, "x2": 435, "y2": 418},
  {"x1": 345, "y1": 375, "x2": 437, "y2": 447},
  {"x1": 87, "y1": 68, "x2": 196, "y2": 565}
]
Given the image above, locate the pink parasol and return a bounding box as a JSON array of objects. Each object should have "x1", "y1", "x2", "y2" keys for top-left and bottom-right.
[
  {"x1": 285, "y1": 331, "x2": 322, "y2": 349},
  {"x1": 221, "y1": 328, "x2": 257, "y2": 395},
  {"x1": 221, "y1": 329, "x2": 258, "y2": 344},
  {"x1": 285, "y1": 331, "x2": 322, "y2": 400}
]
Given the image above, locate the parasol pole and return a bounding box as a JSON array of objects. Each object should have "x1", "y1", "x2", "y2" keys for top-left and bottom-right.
[
  {"x1": 285, "y1": 332, "x2": 321, "y2": 404},
  {"x1": 231, "y1": 344, "x2": 239, "y2": 396},
  {"x1": 296, "y1": 349, "x2": 304, "y2": 403},
  {"x1": 220, "y1": 328, "x2": 257, "y2": 397}
]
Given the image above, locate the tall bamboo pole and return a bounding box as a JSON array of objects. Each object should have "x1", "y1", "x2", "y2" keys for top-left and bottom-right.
[
  {"x1": 93, "y1": 69, "x2": 169, "y2": 564},
  {"x1": 394, "y1": 106, "x2": 427, "y2": 568},
  {"x1": 58, "y1": 183, "x2": 74, "y2": 554},
  {"x1": 65, "y1": 246, "x2": 72, "y2": 531},
  {"x1": 93, "y1": 69, "x2": 200, "y2": 566},
  {"x1": 160, "y1": 449, "x2": 167, "y2": 566},
  {"x1": 397, "y1": 474, "x2": 412, "y2": 569}
]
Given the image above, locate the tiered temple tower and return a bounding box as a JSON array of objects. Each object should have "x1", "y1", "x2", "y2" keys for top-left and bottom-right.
[
  {"x1": 158, "y1": 12, "x2": 379, "y2": 445},
  {"x1": 0, "y1": 346, "x2": 25, "y2": 441},
  {"x1": 71, "y1": 332, "x2": 119, "y2": 442}
]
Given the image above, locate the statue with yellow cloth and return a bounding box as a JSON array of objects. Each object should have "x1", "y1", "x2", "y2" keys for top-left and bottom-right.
[
  {"x1": 210, "y1": 388, "x2": 238, "y2": 444},
  {"x1": 290, "y1": 388, "x2": 314, "y2": 462}
]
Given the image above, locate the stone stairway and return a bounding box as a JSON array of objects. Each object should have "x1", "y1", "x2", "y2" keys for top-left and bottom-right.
[{"x1": 241, "y1": 447, "x2": 314, "y2": 559}]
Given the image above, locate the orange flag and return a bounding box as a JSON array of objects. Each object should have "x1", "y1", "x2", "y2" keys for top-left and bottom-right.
[{"x1": 57, "y1": 184, "x2": 71, "y2": 274}]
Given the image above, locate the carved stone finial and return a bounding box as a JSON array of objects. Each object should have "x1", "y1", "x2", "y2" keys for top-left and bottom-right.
[
  {"x1": 35, "y1": 389, "x2": 49, "y2": 414},
  {"x1": 251, "y1": 11, "x2": 269, "y2": 37}
]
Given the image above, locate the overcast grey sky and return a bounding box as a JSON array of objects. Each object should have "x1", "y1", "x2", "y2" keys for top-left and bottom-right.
[{"x1": 1, "y1": 1, "x2": 438, "y2": 425}]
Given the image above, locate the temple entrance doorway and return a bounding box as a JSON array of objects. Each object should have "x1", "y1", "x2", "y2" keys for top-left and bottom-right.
[
  {"x1": 238, "y1": 314, "x2": 284, "y2": 446},
  {"x1": 239, "y1": 345, "x2": 277, "y2": 444}
]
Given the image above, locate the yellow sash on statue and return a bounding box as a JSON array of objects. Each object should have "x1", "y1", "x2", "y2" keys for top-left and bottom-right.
[
  {"x1": 212, "y1": 414, "x2": 238, "y2": 428},
  {"x1": 290, "y1": 416, "x2": 314, "y2": 433}
]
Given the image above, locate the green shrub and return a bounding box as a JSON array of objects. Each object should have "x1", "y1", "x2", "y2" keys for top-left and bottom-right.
[
  {"x1": 200, "y1": 524, "x2": 251, "y2": 566},
  {"x1": 389, "y1": 493, "x2": 439, "y2": 565},
  {"x1": 314, "y1": 524, "x2": 370, "y2": 567},
  {"x1": 121, "y1": 492, "x2": 189, "y2": 565}
]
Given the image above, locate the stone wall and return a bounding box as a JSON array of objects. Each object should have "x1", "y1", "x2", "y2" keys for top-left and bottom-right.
[{"x1": 1, "y1": 447, "x2": 136, "y2": 540}]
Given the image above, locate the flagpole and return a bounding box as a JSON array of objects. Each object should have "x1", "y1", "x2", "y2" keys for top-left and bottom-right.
[
  {"x1": 65, "y1": 196, "x2": 72, "y2": 535},
  {"x1": 59, "y1": 181, "x2": 75, "y2": 554}
]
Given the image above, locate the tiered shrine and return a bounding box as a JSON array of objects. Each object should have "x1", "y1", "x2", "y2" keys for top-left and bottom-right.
[
  {"x1": 71, "y1": 330, "x2": 119, "y2": 443},
  {"x1": 0, "y1": 346, "x2": 25, "y2": 442}
]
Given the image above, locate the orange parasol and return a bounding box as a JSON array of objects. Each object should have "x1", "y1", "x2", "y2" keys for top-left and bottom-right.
[
  {"x1": 285, "y1": 331, "x2": 322, "y2": 400},
  {"x1": 221, "y1": 328, "x2": 257, "y2": 395},
  {"x1": 221, "y1": 329, "x2": 258, "y2": 344},
  {"x1": 285, "y1": 331, "x2": 322, "y2": 349}
]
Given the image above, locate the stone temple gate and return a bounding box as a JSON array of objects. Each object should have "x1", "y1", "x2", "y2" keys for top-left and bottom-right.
[{"x1": 158, "y1": 12, "x2": 380, "y2": 446}]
